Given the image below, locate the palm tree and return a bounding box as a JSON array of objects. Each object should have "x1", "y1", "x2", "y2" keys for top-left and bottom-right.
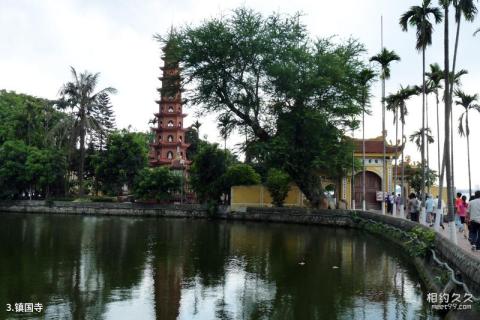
[
  {"x1": 358, "y1": 68, "x2": 377, "y2": 211},
  {"x1": 426, "y1": 63, "x2": 444, "y2": 195},
  {"x1": 400, "y1": 0, "x2": 443, "y2": 214},
  {"x1": 192, "y1": 119, "x2": 202, "y2": 138},
  {"x1": 370, "y1": 48, "x2": 401, "y2": 214},
  {"x1": 450, "y1": 2, "x2": 478, "y2": 170},
  {"x1": 455, "y1": 90, "x2": 480, "y2": 197},
  {"x1": 438, "y1": 0, "x2": 456, "y2": 240},
  {"x1": 58, "y1": 67, "x2": 117, "y2": 197},
  {"x1": 385, "y1": 85, "x2": 418, "y2": 216},
  {"x1": 409, "y1": 128, "x2": 435, "y2": 151},
  {"x1": 217, "y1": 113, "x2": 235, "y2": 153}
]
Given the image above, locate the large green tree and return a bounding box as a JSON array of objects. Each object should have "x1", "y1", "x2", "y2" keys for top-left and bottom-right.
[
  {"x1": 58, "y1": 67, "x2": 117, "y2": 197},
  {"x1": 171, "y1": 8, "x2": 369, "y2": 207},
  {"x1": 94, "y1": 130, "x2": 148, "y2": 195}
]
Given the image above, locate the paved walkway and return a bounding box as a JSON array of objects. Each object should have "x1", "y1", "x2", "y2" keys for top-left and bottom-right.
[
  {"x1": 367, "y1": 209, "x2": 480, "y2": 257},
  {"x1": 436, "y1": 222, "x2": 480, "y2": 256}
]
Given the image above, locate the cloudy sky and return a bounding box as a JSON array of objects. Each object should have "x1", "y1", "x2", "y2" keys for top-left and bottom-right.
[{"x1": 1, "y1": 0, "x2": 479, "y2": 190}]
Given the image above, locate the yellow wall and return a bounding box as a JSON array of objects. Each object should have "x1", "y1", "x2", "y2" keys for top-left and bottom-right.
[{"x1": 231, "y1": 185, "x2": 304, "y2": 209}]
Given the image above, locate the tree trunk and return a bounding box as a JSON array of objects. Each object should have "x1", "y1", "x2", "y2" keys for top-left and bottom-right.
[
  {"x1": 382, "y1": 72, "x2": 386, "y2": 214},
  {"x1": 295, "y1": 174, "x2": 325, "y2": 208},
  {"x1": 467, "y1": 110, "x2": 472, "y2": 198},
  {"x1": 401, "y1": 121, "x2": 406, "y2": 208},
  {"x1": 443, "y1": 5, "x2": 455, "y2": 223},
  {"x1": 450, "y1": 16, "x2": 461, "y2": 194},
  {"x1": 394, "y1": 109, "x2": 399, "y2": 206},
  {"x1": 362, "y1": 109, "x2": 366, "y2": 210},
  {"x1": 78, "y1": 109, "x2": 86, "y2": 197},
  {"x1": 426, "y1": 90, "x2": 430, "y2": 194},
  {"x1": 436, "y1": 90, "x2": 441, "y2": 197},
  {"x1": 421, "y1": 47, "x2": 426, "y2": 206}
]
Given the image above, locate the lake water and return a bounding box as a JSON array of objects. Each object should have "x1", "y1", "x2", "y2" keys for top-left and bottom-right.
[{"x1": 0, "y1": 213, "x2": 440, "y2": 319}]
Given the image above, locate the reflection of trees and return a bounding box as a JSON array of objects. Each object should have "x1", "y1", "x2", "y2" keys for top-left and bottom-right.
[
  {"x1": 1, "y1": 214, "x2": 434, "y2": 320},
  {"x1": 0, "y1": 214, "x2": 150, "y2": 320}
]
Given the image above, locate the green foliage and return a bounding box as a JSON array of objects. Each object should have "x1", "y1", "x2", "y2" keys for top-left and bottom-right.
[
  {"x1": 25, "y1": 148, "x2": 66, "y2": 197},
  {"x1": 405, "y1": 227, "x2": 436, "y2": 257},
  {"x1": 189, "y1": 143, "x2": 231, "y2": 203},
  {"x1": 222, "y1": 164, "x2": 260, "y2": 189},
  {"x1": 0, "y1": 140, "x2": 30, "y2": 199},
  {"x1": 0, "y1": 140, "x2": 65, "y2": 199},
  {"x1": 173, "y1": 8, "x2": 369, "y2": 207},
  {"x1": 95, "y1": 130, "x2": 147, "y2": 195},
  {"x1": 0, "y1": 90, "x2": 65, "y2": 148},
  {"x1": 265, "y1": 169, "x2": 291, "y2": 207},
  {"x1": 406, "y1": 165, "x2": 438, "y2": 193},
  {"x1": 133, "y1": 167, "x2": 181, "y2": 202}
]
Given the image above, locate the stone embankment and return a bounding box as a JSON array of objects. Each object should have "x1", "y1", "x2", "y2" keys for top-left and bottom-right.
[{"x1": 1, "y1": 201, "x2": 479, "y2": 319}]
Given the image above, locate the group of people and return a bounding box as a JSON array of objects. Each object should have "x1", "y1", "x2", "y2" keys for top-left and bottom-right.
[
  {"x1": 399, "y1": 190, "x2": 480, "y2": 251},
  {"x1": 454, "y1": 191, "x2": 480, "y2": 251}
]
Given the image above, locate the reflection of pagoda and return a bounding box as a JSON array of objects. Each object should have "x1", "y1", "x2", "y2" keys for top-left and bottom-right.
[{"x1": 149, "y1": 35, "x2": 191, "y2": 168}]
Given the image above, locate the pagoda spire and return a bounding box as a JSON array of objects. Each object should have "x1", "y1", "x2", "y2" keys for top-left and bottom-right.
[{"x1": 148, "y1": 34, "x2": 190, "y2": 168}]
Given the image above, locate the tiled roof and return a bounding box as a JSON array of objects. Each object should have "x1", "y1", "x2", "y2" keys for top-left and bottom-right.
[{"x1": 353, "y1": 137, "x2": 403, "y2": 155}]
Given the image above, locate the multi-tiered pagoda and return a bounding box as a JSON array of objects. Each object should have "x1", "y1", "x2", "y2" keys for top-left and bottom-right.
[{"x1": 149, "y1": 37, "x2": 191, "y2": 168}]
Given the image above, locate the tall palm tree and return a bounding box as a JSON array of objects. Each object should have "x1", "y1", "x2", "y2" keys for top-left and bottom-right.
[
  {"x1": 426, "y1": 63, "x2": 444, "y2": 195},
  {"x1": 358, "y1": 68, "x2": 377, "y2": 211},
  {"x1": 455, "y1": 90, "x2": 480, "y2": 197},
  {"x1": 370, "y1": 48, "x2": 400, "y2": 214},
  {"x1": 450, "y1": 1, "x2": 477, "y2": 185},
  {"x1": 58, "y1": 67, "x2": 117, "y2": 197},
  {"x1": 400, "y1": 0, "x2": 443, "y2": 215},
  {"x1": 385, "y1": 85, "x2": 418, "y2": 216},
  {"x1": 438, "y1": 0, "x2": 456, "y2": 241},
  {"x1": 217, "y1": 113, "x2": 235, "y2": 153}
]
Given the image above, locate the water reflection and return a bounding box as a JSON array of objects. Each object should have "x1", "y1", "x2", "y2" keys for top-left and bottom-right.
[{"x1": 0, "y1": 214, "x2": 439, "y2": 319}]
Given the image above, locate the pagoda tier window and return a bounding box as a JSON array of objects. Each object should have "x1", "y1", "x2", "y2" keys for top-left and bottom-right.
[
  {"x1": 180, "y1": 152, "x2": 183, "y2": 159},
  {"x1": 179, "y1": 136, "x2": 182, "y2": 142},
  {"x1": 159, "y1": 136, "x2": 162, "y2": 141},
  {"x1": 167, "y1": 151, "x2": 173, "y2": 159},
  {"x1": 178, "y1": 122, "x2": 182, "y2": 127},
  {"x1": 168, "y1": 106, "x2": 174, "y2": 113},
  {"x1": 168, "y1": 135, "x2": 173, "y2": 142},
  {"x1": 168, "y1": 120, "x2": 174, "y2": 127}
]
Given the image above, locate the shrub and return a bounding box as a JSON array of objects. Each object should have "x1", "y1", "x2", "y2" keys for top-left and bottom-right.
[
  {"x1": 133, "y1": 167, "x2": 181, "y2": 202},
  {"x1": 266, "y1": 169, "x2": 291, "y2": 207},
  {"x1": 223, "y1": 164, "x2": 261, "y2": 188}
]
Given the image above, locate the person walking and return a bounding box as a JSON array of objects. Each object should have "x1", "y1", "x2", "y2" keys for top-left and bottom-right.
[
  {"x1": 434, "y1": 195, "x2": 446, "y2": 230},
  {"x1": 468, "y1": 191, "x2": 480, "y2": 251},
  {"x1": 395, "y1": 193, "x2": 402, "y2": 216},
  {"x1": 408, "y1": 193, "x2": 420, "y2": 223},
  {"x1": 426, "y1": 194, "x2": 435, "y2": 226},
  {"x1": 455, "y1": 192, "x2": 463, "y2": 214},
  {"x1": 457, "y1": 195, "x2": 468, "y2": 238},
  {"x1": 387, "y1": 193, "x2": 394, "y2": 214}
]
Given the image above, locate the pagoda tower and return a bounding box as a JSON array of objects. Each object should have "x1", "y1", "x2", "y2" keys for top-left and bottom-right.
[{"x1": 149, "y1": 37, "x2": 191, "y2": 168}]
